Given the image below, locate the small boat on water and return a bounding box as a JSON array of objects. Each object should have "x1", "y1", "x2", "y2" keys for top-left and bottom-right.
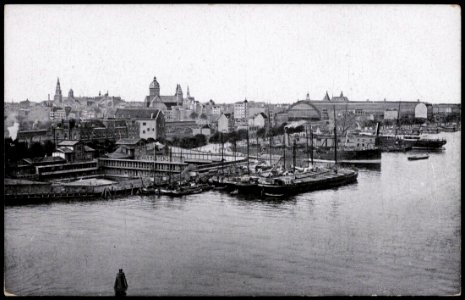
[
  {"x1": 158, "y1": 182, "x2": 204, "y2": 196},
  {"x1": 159, "y1": 186, "x2": 202, "y2": 196},
  {"x1": 407, "y1": 154, "x2": 429, "y2": 161},
  {"x1": 263, "y1": 192, "x2": 285, "y2": 198},
  {"x1": 223, "y1": 175, "x2": 260, "y2": 194}
]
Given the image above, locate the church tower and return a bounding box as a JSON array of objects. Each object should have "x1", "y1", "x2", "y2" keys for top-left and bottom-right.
[
  {"x1": 175, "y1": 84, "x2": 183, "y2": 106},
  {"x1": 147, "y1": 76, "x2": 161, "y2": 107},
  {"x1": 54, "y1": 78, "x2": 63, "y2": 104},
  {"x1": 149, "y1": 76, "x2": 160, "y2": 97}
]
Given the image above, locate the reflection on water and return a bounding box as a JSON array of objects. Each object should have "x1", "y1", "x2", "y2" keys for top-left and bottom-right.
[{"x1": 4, "y1": 132, "x2": 461, "y2": 296}]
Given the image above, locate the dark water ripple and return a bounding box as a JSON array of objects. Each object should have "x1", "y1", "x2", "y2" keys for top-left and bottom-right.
[{"x1": 4, "y1": 132, "x2": 461, "y2": 296}]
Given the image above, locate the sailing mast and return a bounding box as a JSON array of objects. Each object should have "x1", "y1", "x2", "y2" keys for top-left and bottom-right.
[
  {"x1": 310, "y1": 125, "x2": 314, "y2": 165},
  {"x1": 256, "y1": 134, "x2": 260, "y2": 163},
  {"x1": 246, "y1": 125, "x2": 250, "y2": 174},
  {"x1": 179, "y1": 147, "x2": 183, "y2": 184},
  {"x1": 333, "y1": 105, "x2": 338, "y2": 165},
  {"x1": 169, "y1": 146, "x2": 172, "y2": 185},
  {"x1": 283, "y1": 129, "x2": 286, "y2": 170},
  {"x1": 220, "y1": 132, "x2": 224, "y2": 176},
  {"x1": 153, "y1": 141, "x2": 157, "y2": 186},
  {"x1": 292, "y1": 139, "x2": 296, "y2": 173},
  {"x1": 395, "y1": 101, "x2": 401, "y2": 136},
  {"x1": 267, "y1": 104, "x2": 272, "y2": 167},
  {"x1": 305, "y1": 124, "x2": 309, "y2": 168}
]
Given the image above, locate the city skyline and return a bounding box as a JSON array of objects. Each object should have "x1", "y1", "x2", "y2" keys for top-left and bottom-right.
[{"x1": 5, "y1": 4, "x2": 461, "y2": 104}]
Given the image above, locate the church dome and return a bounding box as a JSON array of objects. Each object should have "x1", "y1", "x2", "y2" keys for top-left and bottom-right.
[{"x1": 149, "y1": 77, "x2": 160, "y2": 89}]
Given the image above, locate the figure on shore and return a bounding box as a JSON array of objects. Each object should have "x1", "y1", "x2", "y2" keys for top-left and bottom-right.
[{"x1": 114, "y1": 268, "x2": 128, "y2": 296}]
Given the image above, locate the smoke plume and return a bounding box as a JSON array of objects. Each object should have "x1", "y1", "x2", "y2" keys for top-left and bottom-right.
[{"x1": 5, "y1": 111, "x2": 19, "y2": 141}]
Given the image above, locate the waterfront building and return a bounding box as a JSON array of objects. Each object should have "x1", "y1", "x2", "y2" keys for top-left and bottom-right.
[
  {"x1": 286, "y1": 92, "x2": 435, "y2": 123},
  {"x1": 384, "y1": 109, "x2": 399, "y2": 120},
  {"x1": 113, "y1": 138, "x2": 148, "y2": 159},
  {"x1": 234, "y1": 99, "x2": 248, "y2": 126},
  {"x1": 49, "y1": 106, "x2": 67, "y2": 121},
  {"x1": 248, "y1": 112, "x2": 268, "y2": 129},
  {"x1": 53, "y1": 140, "x2": 95, "y2": 162},
  {"x1": 16, "y1": 129, "x2": 51, "y2": 145},
  {"x1": 217, "y1": 113, "x2": 234, "y2": 133},
  {"x1": 165, "y1": 120, "x2": 198, "y2": 139},
  {"x1": 114, "y1": 108, "x2": 165, "y2": 140}
]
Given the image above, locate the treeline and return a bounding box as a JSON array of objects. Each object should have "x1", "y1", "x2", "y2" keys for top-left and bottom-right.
[
  {"x1": 208, "y1": 123, "x2": 289, "y2": 144},
  {"x1": 165, "y1": 134, "x2": 208, "y2": 149},
  {"x1": 4, "y1": 138, "x2": 56, "y2": 163}
]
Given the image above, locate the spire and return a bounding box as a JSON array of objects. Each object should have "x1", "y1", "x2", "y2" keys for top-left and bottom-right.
[
  {"x1": 323, "y1": 91, "x2": 330, "y2": 101},
  {"x1": 187, "y1": 85, "x2": 190, "y2": 97},
  {"x1": 340, "y1": 91, "x2": 344, "y2": 97},
  {"x1": 54, "y1": 77, "x2": 62, "y2": 103},
  {"x1": 175, "y1": 84, "x2": 183, "y2": 96}
]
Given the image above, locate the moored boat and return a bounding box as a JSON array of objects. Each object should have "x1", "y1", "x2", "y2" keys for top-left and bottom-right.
[
  {"x1": 402, "y1": 134, "x2": 446, "y2": 150},
  {"x1": 311, "y1": 147, "x2": 381, "y2": 165},
  {"x1": 257, "y1": 166, "x2": 358, "y2": 196},
  {"x1": 407, "y1": 154, "x2": 429, "y2": 161},
  {"x1": 375, "y1": 135, "x2": 412, "y2": 152}
]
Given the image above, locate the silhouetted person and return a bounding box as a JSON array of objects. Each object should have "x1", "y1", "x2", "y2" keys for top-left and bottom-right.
[{"x1": 114, "y1": 268, "x2": 128, "y2": 296}]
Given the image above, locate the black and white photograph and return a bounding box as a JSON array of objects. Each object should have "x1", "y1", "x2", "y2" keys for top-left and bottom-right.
[{"x1": 3, "y1": 4, "x2": 461, "y2": 296}]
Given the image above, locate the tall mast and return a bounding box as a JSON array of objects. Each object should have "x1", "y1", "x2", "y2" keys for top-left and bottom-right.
[
  {"x1": 310, "y1": 125, "x2": 314, "y2": 165},
  {"x1": 246, "y1": 125, "x2": 250, "y2": 174},
  {"x1": 233, "y1": 138, "x2": 236, "y2": 172},
  {"x1": 169, "y1": 146, "x2": 172, "y2": 185},
  {"x1": 153, "y1": 142, "x2": 157, "y2": 185},
  {"x1": 221, "y1": 132, "x2": 224, "y2": 175},
  {"x1": 256, "y1": 134, "x2": 259, "y2": 163},
  {"x1": 268, "y1": 104, "x2": 272, "y2": 167},
  {"x1": 333, "y1": 105, "x2": 337, "y2": 165},
  {"x1": 305, "y1": 124, "x2": 309, "y2": 168},
  {"x1": 283, "y1": 130, "x2": 286, "y2": 170},
  {"x1": 292, "y1": 139, "x2": 296, "y2": 173},
  {"x1": 395, "y1": 101, "x2": 401, "y2": 136}
]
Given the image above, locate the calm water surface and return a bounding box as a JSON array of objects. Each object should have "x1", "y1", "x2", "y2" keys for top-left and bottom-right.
[{"x1": 4, "y1": 132, "x2": 461, "y2": 296}]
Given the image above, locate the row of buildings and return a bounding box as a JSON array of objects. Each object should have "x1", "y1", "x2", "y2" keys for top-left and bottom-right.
[{"x1": 5, "y1": 76, "x2": 461, "y2": 142}]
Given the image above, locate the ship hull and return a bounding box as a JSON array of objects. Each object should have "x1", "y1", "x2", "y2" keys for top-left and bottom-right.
[
  {"x1": 258, "y1": 169, "x2": 358, "y2": 196},
  {"x1": 313, "y1": 148, "x2": 381, "y2": 164}
]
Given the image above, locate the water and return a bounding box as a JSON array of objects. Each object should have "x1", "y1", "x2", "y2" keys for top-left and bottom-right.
[{"x1": 4, "y1": 132, "x2": 461, "y2": 296}]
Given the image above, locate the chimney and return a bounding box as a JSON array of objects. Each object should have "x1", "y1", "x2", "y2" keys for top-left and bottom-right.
[{"x1": 48, "y1": 94, "x2": 50, "y2": 101}]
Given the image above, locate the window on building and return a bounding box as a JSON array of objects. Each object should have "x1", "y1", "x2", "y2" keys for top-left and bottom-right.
[
  {"x1": 143, "y1": 122, "x2": 146, "y2": 126},
  {"x1": 143, "y1": 130, "x2": 145, "y2": 134}
]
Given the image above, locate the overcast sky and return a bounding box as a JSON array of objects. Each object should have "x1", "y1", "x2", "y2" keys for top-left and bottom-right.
[{"x1": 4, "y1": 4, "x2": 461, "y2": 104}]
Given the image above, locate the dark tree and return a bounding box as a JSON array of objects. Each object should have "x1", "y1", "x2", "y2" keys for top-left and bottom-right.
[
  {"x1": 43, "y1": 140, "x2": 56, "y2": 156},
  {"x1": 194, "y1": 134, "x2": 207, "y2": 147},
  {"x1": 190, "y1": 112, "x2": 199, "y2": 119},
  {"x1": 256, "y1": 127, "x2": 267, "y2": 138},
  {"x1": 28, "y1": 142, "x2": 45, "y2": 158}
]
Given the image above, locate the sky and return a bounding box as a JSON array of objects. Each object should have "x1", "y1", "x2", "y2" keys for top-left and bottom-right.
[{"x1": 4, "y1": 4, "x2": 461, "y2": 104}]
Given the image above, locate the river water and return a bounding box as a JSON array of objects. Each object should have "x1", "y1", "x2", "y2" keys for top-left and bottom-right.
[{"x1": 4, "y1": 131, "x2": 461, "y2": 296}]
